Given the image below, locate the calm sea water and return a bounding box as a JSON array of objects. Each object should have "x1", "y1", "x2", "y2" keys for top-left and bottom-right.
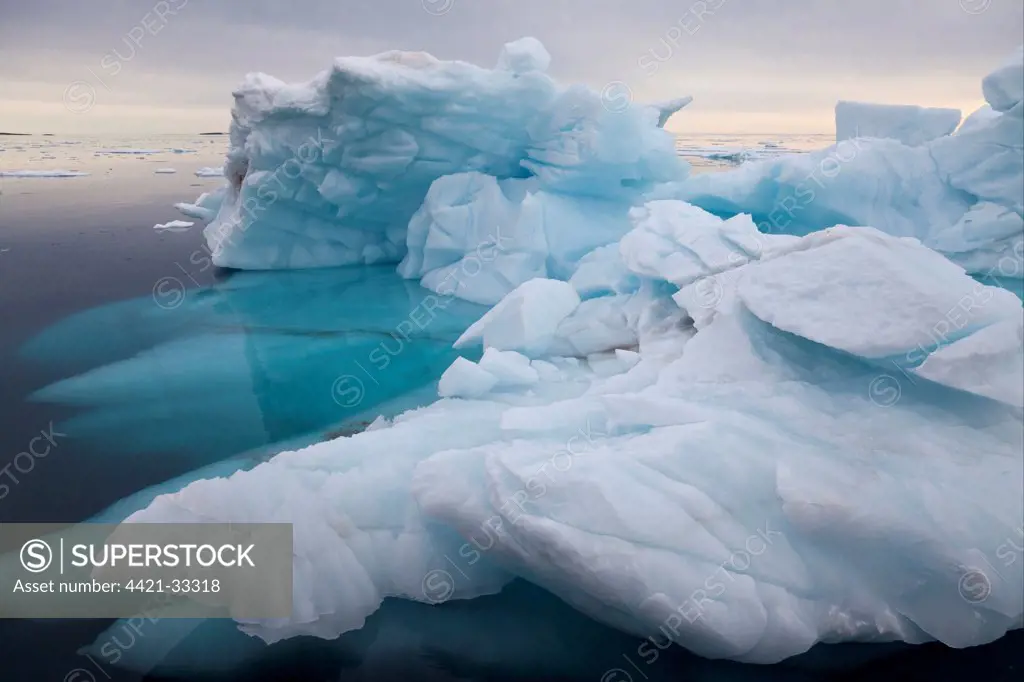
[{"x1": 0, "y1": 133, "x2": 1019, "y2": 681}]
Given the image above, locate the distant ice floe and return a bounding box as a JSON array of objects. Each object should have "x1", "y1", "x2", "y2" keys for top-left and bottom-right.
[
  {"x1": 153, "y1": 220, "x2": 194, "y2": 232},
  {"x1": 194, "y1": 167, "x2": 224, "y2": 177},
  {"x1": 95, "y1": 148, "x2": 197, "y2": 155},
  {"x1": 96, "y1": 148, "x2": 164, "y2": 154},
  {"x1": 154, "y1": 168, "x2": 177, "y2": 174},
  {"x1": 174, "y1": 191, "x2": 223, "y2": 221},
  {"x1": 675, "y1": 144, "x2": 802, "y2": 163},
  {"x1": 0, "y1": 169, "x2": 88, "y2": 177}
]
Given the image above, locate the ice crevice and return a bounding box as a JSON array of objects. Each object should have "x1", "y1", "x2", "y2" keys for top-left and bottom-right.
[{"x1": 112, "y1": 38, "x2": 1024, "y2": 666}]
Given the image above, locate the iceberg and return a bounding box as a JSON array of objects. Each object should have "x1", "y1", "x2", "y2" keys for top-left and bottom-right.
[
  {"x1": 182, "y1": 37, "x2": 685, "y2": 272},
  {"x1": 110, "y1": 210, "x2": 1022, "y2": 665},
  {"x1": 834, "y1": 101, "x2": 962, "y2": 146},
  {"x1": 103, "y1": 39, "x2": 1024, "y2": 671}
]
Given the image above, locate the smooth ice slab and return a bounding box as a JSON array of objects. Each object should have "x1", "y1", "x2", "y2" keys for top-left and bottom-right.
[
  {"x1": 835, "y1": 100, "x2": 961, "y2": 146},
  {"x1": 911, "y1": 317, "x2": 1024, "y2": 407},
  {"x1": 477, "y1": 348, "x2": 540, "y2": 388},
  {"x1": 736, "y1": 226, "x2": 1022, "y2": 358},
  {"x1": 455, "y1": 278, "x2": 580, "y2": 355},
  {"x1": 438, "y1": 357, "x2": 499, "y2": 398}
]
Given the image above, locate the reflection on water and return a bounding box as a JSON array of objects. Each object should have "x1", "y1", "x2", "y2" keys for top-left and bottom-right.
[
  {"x1": 74, "y1": 574, "x2": 1024, "y2": 682},
  {"x1": 83, "y1": 579, "x2": 845, "y2": 682},
  {"x1": 23, "y1": 266, "x2": 485, "y2": 471}
]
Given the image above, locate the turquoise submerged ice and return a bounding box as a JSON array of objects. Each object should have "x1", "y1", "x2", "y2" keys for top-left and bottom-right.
[{"x1": 130, "y1": 40, "x2": 1024, "y2": 665}]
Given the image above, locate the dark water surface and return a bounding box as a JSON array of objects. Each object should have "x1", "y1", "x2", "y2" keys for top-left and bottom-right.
[
  {"x1": 0, "y1": 169, "x2": 486, "y2": 679},
  {"x1": 1, "y1": 152, "x2": 1021, "y2": 681},
  {"x1": 1, "y1": 172, "x2": 221, "y2": 679}
]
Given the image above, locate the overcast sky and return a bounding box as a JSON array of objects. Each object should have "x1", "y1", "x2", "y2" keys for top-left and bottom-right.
[{"x1": 1, "y1": 0, "x2": 1021, "y2": 135}]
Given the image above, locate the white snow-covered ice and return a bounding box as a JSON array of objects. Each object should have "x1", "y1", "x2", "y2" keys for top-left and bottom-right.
[
  {"x1": 153, "y1": 220, "x2": 194, "y2": 232},
  {"x1": 96, "y1": 148, "x2": 164, "y2": 154},
  {"x1": 834, "y1": 101, "x2": 962, "y2": 146},
  {"x1": 194, "y1": 166, "x2": 225, "y2": 177},
  {"x1": 90, "y1": 39, "x2": 1024, "y2": 669},
  {"x1": 0, "y1": 169, "x2": 88, "y2": 177},
  {"x1": 983, "y1": 45, "x2": 1024, "y2": 114},
  {"x1": 174, "y1": 191, "x2": 224, "y2": 222},
  {"x1": 957, "y1": 104, "x2": 1001, "y2": 135}
]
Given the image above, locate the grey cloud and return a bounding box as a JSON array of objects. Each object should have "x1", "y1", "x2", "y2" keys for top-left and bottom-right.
[{"x1": 0, "y1": 0, "x2": 1020, "y2": 131}]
